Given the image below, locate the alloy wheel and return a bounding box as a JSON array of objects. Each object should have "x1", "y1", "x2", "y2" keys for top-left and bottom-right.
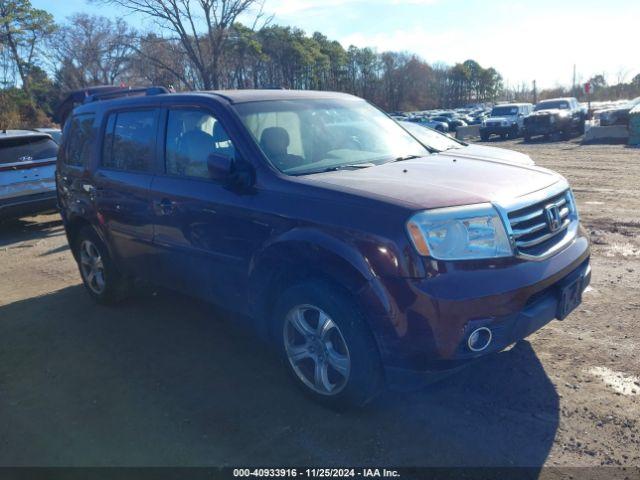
[
  {"x1": 79, "y1": 239, "x2": 106, "y2": 295},
  {"x1": 283, "y1": 304, "x2": 351, "y2": 395}
]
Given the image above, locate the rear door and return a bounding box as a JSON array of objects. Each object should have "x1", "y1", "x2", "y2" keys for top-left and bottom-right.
[
  {"x1": 57, "y1": 113, "x2": 96, "y2": 218},
  {"x1": 0, "y1": 134, "x2": 58, "y2": 206},
  {"x1": 92, "y1": 108, "x2": 161, "y2": 278}
]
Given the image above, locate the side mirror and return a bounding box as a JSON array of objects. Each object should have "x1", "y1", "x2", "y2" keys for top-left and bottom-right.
[{"x1": 207, "y1": 153, "x2": 233, "y2": 181}]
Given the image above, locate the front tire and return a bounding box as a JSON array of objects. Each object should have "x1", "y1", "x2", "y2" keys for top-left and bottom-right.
[
  {"x1": 274, "y1": 280, "x2": 383, "y2": 409},
  {"x1": 74, "y1": 226, "x2": 128, "y2": 304}
]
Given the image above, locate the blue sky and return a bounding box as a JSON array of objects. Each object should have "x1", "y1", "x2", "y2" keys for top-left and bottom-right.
[{"x1": 33, "y1": 0, "x2": 639, "y2": 90}]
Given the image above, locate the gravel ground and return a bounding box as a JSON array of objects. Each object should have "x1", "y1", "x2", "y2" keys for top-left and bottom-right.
[{"x1": 0, "y1": 138, "x2": 639, "y2": 471}]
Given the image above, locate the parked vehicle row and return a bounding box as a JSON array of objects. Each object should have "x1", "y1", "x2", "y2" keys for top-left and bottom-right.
[
  {"x1": 398, "y1": 98, "x2": 589, "y2": 142},
  {"x1": 56, "y1": 87, "x2": 590, "y2": 408}
]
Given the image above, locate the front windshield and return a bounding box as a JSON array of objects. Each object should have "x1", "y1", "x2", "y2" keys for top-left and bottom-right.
[
  {"x1": 535, "y1": 100, "x2": 569, "y2": 111},
  {"x1": 235, "y1": 98, "x2": 429, "y2": 175},
  {"x1": 491, "y1": 106, "x2": 518, "y2": 116},
  {"x1": 400, "y1": 121, "x2": 462, "y2": 151}
]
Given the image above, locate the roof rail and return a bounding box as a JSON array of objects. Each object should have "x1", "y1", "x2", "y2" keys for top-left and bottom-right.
[{"x1": 83, "y1": 86, "x2": 170, "y2": 104}]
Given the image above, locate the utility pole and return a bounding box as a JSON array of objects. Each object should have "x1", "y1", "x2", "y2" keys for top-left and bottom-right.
[
  {"x1": 572, "y1": 64, "x2": 576, "y2": 96},
  {"x1": 533, "y1": 80, "x2": 537, "y2": 104}
]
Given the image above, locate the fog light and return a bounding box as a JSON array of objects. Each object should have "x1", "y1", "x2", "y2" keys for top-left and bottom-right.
[{"x1": 468, "y1": 327, "x2": 492, "y2": 352}]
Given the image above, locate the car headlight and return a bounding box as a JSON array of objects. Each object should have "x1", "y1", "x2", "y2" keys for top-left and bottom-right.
[{"x1": 406, "y1": 204, "x2": 513, "y2": 260}]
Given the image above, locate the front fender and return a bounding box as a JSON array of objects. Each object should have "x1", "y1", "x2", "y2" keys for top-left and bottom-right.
[{"x1": 247, "y1": 227, "x2": 399, "y2": 330}]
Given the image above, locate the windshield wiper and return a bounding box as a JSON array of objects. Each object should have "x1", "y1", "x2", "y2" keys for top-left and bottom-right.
[
  {"x1": 321, "y1": 162, "x2": 376, "y2": 172},
  {"x1": 392, "y1": 154, "x2": 423, "y2": 162}
]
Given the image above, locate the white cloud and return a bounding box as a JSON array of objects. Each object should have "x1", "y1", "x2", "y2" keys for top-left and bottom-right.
[{"x1": 339, "y1": 11, "x2": 640, "y2": 89}]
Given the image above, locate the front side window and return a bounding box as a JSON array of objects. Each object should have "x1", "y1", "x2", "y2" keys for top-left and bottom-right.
[
  {"x1": 65, "y1": 114, "x2": 95, "y2": 167},
  {"x1": 235, "y1": 98, "x2": 429, "y2": 175},
  {"x1": 165, "y1": 109, "x2": 235, "y2": 179},
  {"x1": 102, "y1": 110, "x2": 158, "y2": 172}
]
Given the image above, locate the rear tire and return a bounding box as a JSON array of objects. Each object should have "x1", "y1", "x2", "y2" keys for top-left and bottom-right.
[
  {"x1": 74, "y1": 226, "x2": 129, "y2": 305},
  {"x1": 524, "y1": 133, "x2": 531, "y2": 142},
  {"x1": 273, "y1": 279, "x2": 383, "y2": 409},
  {"x1": 480, "y1": 133, "x2": 489, "y2": 141}
]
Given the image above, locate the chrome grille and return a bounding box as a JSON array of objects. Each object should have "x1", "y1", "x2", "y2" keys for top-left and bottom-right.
[{"x1": 507, "y1": 190, "x2": 574, "y2": 258}]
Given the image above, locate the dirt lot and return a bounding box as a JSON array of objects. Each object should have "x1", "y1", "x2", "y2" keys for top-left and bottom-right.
[{"x1": 1, "y1": 138, "x2": 639, "y2": 470}]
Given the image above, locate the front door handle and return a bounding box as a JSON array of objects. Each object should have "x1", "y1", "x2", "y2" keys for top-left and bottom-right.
[{"x1": 154, "y1": 198, "x2": 176, "y2": 215}]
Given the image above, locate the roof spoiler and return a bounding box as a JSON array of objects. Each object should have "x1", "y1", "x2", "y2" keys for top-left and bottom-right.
[{"x1": 54, "y1": 85, "x2": 170, "y2": 126}]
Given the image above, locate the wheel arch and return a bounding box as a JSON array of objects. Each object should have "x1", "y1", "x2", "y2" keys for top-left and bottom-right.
[{"x1": 247, "y1": 228, "x2": 378, "y2": 338}]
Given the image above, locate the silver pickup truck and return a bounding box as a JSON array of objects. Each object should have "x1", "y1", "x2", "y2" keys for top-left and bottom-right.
[{"x1": 0, "y1": 130, "x2": 59, "y2": 221}]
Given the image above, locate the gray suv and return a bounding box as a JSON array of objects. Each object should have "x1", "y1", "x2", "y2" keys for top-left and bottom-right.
[{"x1": 0, "y1": 130, "x2": 58, "y2": 220}]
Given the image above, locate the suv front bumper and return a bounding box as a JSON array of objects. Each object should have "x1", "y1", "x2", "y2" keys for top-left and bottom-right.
[
  {"x1": 359, "y1": 229, "x2": 591, "y2": 389},
  {"x1": 480, "y1": 125, "x2": 516, "y2": 136}
]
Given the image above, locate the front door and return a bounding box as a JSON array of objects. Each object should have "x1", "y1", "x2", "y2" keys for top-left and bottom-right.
[{"x1": 149, "y1": 107, "x2": 268, "y2": 309}]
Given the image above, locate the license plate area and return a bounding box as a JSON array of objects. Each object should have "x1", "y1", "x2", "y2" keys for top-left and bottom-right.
[{"x1": 557, "y1": 275, "x2": 584, "y2": 320}]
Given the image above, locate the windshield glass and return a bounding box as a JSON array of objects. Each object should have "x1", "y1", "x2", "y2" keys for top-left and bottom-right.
[
  {"x1": 400, "y1": 121, "x2": 462, "y2": 151},
  {"x1": 535, "y1": 100, "x2": 569, "y2": 111},
  {"x1": 235, "y1": 98, "x2": 429, "y2": 175},
  {"x1": 491, "y1": 106, "x2": 519, "y2": 116}
]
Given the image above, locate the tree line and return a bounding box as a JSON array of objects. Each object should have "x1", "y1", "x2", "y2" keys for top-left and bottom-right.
[
  {"x1": 1, "y1": 0, "x2": 638, "y2": 129},
  {"x1": 0, "y1": 0, "x2": 506, "y2": 127}
]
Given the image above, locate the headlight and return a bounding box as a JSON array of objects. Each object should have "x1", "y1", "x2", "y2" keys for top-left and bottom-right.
[{"x1": 407, "y1": 204, "x2": 512, "y2": 260}]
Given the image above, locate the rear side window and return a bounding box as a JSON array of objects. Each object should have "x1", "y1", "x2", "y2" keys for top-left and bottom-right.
[
  {"x1": 65, "y1": 114, "x2": 95, "y2": 167},
  {"x1": 102, "y1": 110, "x2": 158, "y2": 172},
  {"x1": 0, "y1": 136, "x2": 58, "y2": 165}
]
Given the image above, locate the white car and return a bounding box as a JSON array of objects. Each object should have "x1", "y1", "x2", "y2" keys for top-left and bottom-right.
[
  {"x1": 400, "y1": 121, "x2": 535, "y2": 166},
  {"x1": 480, "y1": 103, "x2": 533, "y2": 140}
]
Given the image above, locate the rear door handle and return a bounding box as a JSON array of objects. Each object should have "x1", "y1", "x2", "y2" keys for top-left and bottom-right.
[{"x1": 154, "y1": 198, "x2": 176, "y2": 215}]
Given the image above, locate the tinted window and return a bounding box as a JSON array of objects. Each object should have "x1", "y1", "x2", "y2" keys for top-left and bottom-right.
[
  {"x1": 65, "y1": 114, "x2": 95, "y2": 167},
  {"x1": 102, "y1": 110, "x2": 158, "y2": 172},
  {"x1": 0, "y1": 136, "x2": 58, "y2": 165},
  {"x1": 491, "y1": 106, "x2": 519, "y2": 116},
  {"x1": 165, "y1": 109, "x2": 235, "y2": 179}
]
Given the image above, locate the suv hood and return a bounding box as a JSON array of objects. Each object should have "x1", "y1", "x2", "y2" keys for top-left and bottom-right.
[
  {"x1": 305, "y1": 154, "x2": 561, "y2": 210},
  {"x1": 439, "y1": 144, "x2": 534, "y2": 166}
]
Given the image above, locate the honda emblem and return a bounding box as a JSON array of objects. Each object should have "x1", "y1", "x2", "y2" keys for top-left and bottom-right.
[{"x1": 544, "y1": 204, "x2": 562, "y2": 232}]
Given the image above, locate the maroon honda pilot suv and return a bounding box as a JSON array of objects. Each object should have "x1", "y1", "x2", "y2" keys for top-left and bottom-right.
[{"x1": 57, "y1": 88, "x2": 591, "y2": 408}]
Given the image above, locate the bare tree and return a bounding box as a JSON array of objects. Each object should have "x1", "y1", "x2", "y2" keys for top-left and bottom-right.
[
  {"x1": 94, "y1": 0, "x2": 269, "y2": 89},
  {"x1": 50, "y1": 14, "x2": 136, "y2": 89}
]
